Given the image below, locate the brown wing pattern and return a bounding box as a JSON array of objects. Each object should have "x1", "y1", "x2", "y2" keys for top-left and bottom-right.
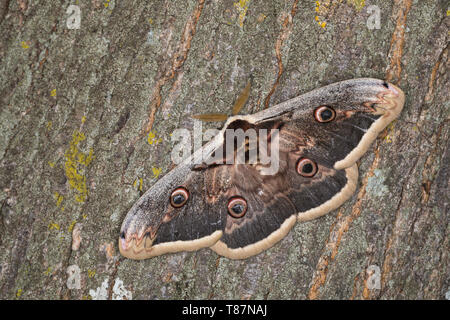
[{"x1": 119, "y1": 78, "x2": 404, "y2": 260}]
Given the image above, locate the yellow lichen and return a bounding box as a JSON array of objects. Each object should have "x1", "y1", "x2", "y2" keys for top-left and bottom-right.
[
  {"x1": 347, "y1": 0, "x2": 365, "y2": 11},
  {"x1": 64, "y1": 131, "x2": 94, "y2": 203},
  {"x1": 21, "y1": 41, "x2": 29, "y2": 49},
  {"x1": 152, "y1": 167, "x2": 162, "y2": 179},
  {"x1": 383, "y1": 121, "x2": 396, "y2": 143},
  {"x1": 50, "y1": 89, "x2": 57, "y2": 97},
  {"x1": 16, "y1": 289, "x2": 23, "y2": 298},
  {"x1": 147, "y1": 131, "x2": 162, "y2": 145},
  {"x1": 44, "y1": 267, "x2": 52, "y2": 276},
  {"x1": 49, "y1": 222, "x2": 60, "y2": 230},
  {"x1": 133, "y1": 177, "x2": 144, "y2": 191},
  {"x1": 68, "y1": 220, "x2": 77, "y2": 233},
  {"x1": 313, "y1": 0, "x2": 364, "y2": 28},
  {"x1": 88, "y1": 270, "x2": 96, "y2": 278},
  {"x1": 314, "y1": 1, "x2": 328, "y2": 28},
  {"x1": 54, "y1": 191, "x2": 64, "y2": 207},
  {"x1": 147, "y1": 131, "x2": 156, "y2": 144},
  {"x1": 234, "y1": 0, "x2": 250, "y2": 28}
]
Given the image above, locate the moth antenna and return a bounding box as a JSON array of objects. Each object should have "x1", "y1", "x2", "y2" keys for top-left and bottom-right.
[
  {"x1": 191, "y1": 75, "x2": 253, "y2": 122},
  {"x1": 231, "y1": 76, "x2": 253, "y2": 116},
  {"x1": 191, "y1": 113, "x2": 228, "y2": 122}
]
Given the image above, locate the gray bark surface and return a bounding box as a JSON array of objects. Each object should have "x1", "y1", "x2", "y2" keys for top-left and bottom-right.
[{"x1": 0, "y1": 0, "x2": 448, "y2": 299}]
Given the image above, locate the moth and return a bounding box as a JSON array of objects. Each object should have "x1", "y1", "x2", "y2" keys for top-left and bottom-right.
[{"x1": 119, "y1": 78, "x2": 404, "y2": 260}]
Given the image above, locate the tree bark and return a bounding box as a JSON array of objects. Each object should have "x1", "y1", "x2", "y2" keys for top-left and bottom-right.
[{"x1": 0, "y1": 0, "x2": 448, "y2": 300}]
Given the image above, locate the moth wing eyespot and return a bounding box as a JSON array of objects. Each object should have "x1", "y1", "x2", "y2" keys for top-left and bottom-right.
[
  {"x1": 314, "y1": 106, "x2": 336, "y2": 123},
  {"x1": 296, "y1": 158, "x2": 318, "y2": 177},
  {"x1": 227, "y1": 196, "x2": 248, "y2": 218},
  {"x1": 170, "y1": 187, "x2": 189, "y2": 208}
]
